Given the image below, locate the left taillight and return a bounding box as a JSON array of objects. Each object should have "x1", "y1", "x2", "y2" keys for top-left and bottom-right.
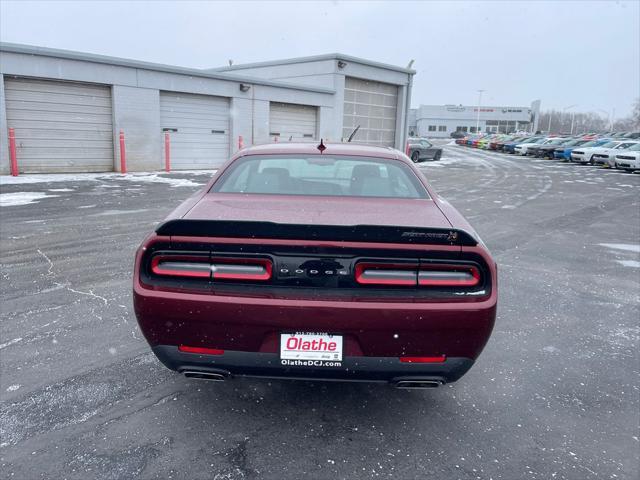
[
  {"x1": 151, "y1": 255, "x2": 211, "y2": 278},
  {"x1": 150, "y1": 254, "x2": 272, "y2": 282}
]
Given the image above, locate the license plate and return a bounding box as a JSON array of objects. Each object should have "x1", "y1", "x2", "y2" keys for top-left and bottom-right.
[{"x1": 280, "y1": 332, "x2": 343, "y2": 366}]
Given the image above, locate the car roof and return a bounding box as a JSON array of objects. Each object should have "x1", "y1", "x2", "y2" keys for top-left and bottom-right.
[{"x1": 237, "y1": 142, "x2": 403, "y2": 160}]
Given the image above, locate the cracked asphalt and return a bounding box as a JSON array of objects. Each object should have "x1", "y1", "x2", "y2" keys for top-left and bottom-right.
[{"x1": 1, "y1": 144, "x2": 639, "y2": 479}]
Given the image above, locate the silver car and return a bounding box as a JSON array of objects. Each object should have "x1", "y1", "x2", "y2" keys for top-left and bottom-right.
[{"x1": 407, "y1": 138, "x2": 443, "y2": 163}]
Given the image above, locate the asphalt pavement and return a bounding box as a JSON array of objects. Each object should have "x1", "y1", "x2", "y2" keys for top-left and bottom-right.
[{"x1": 1, "y1": 144, "x2": 638, "y2": 480}]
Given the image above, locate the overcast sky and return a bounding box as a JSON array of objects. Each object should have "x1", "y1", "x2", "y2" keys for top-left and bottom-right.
[{"x1": 1, "y1": 0, "x2": 638, "y2": 117}]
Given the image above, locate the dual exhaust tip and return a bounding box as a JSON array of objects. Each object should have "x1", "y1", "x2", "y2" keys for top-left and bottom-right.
[
  {"x1": 182, "y1": 370, "x2": 227, "y2": 381},
  {"x1": 182, "y1": 370, "x2": 444, "y2": 389},
  {"x1": 393, "y1": 379, "x2": 444, "y2": 389}
]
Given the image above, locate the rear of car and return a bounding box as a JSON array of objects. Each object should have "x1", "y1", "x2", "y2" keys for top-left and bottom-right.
[{"x1": 133, "y1": 144, "x2": 497, "y2": 388}]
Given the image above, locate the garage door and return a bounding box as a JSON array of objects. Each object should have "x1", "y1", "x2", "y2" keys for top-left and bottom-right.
[
  {"x1": 160, "y1": 92, "x2": 230, "y2": 169},
  {"x1": 343, "y1": 77, "x2": 398, "y2": 146},
  {"x1": 269, "y1": 102, "x2": 317, "y2": 141},
  {"x1": 4, "y1": 77, "x2": 114, "y2": 173}
]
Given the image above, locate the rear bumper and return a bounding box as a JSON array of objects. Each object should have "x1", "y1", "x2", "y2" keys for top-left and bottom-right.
[{"x1": 152, "y1": 345, "x2": 474, "y2": 384}]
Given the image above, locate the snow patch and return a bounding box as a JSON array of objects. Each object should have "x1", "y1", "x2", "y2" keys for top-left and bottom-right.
[
  {"x1": 6, "y1": 384, "x2": 21, "y2": 392},
  {"x1": 0, "y1": 192, "x2": 58, "y2": 207},
  {"x1": 616, "y1": 260, "x2": 640, "y2": 268},
  {"x1": 599, "y1": 243, "x2": 640, "y2": 253}
]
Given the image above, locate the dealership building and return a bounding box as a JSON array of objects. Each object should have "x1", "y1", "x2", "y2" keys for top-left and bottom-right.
[
  {"x1": 408, "y1": 101, "x2": 541, "y2": 138},
  {"x1": 0, "y1": 43, "x2": 414, "y2": 174}
]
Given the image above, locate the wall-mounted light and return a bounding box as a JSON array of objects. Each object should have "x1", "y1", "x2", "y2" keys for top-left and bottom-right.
[
  {"x1": 337, "y1": 60, "x2": 347, "y2": 69},
  {"x1": 239, "y1": 83, "x2": 251, "y2": 92}
]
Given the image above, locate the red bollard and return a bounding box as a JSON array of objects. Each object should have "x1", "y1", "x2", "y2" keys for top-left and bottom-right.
[
  {"x1": 119, "y1": 129, "x2": 127, "y2": 174},
  {"x1": 164, "y1": 132, "x2": 171, "y2": 172},
  {"x1": 238, "y1": 135, "x2": 244, "y2": 150},
  {"x1": 405, "y1": 140, "x2": 410, "y2": 156},
  {"x1": 8, "y1": 128, "x2": 18, "y2": 176}
]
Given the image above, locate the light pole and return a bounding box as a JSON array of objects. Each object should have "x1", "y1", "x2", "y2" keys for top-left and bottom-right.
[
  {"x1": 595, "y1": 108, "x2": 610, "y2": 133},
  {"x1": 562, "y1": 104, "x2": 577, "y2": 134},
  {"x1": 475, "y1": 89, "x2": 485, "y2": 133}
]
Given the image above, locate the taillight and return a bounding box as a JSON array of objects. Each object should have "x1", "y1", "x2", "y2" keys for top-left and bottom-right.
[
  {"x1": 355, "y1": 262, "x2": 418, "y2": 285},
  {"x1": 151, "y1": 255, "x2": 211, "y2": 278},
  {"x1": 211, "y1": 257, "x2": 272, "y2": 281},
  {"x1": 418, "y1": 264, "x2": 480, "y2": 287},
  {"x1": 150, "y1": 254, "x2": 272, "y2": 281},
  {"x1": 355, "y1": 261, "x2": 481, "y2": 287}
]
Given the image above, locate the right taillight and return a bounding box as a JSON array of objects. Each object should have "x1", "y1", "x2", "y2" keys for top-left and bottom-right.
[
  {"x1": 355, "y1": 261, "x2": 481, "y2": 287},
  {"x1": 355, "y1": 262, "x2": 418, "y2": 285},
  {"x1": 418, "y1": 264, "x2": 480, "y2": 287}
]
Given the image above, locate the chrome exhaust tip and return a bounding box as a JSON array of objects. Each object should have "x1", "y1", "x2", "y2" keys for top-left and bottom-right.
[
  {"x1": 394, "y1": 379, "x2": 443, "y2": 390},
  {"x1": 182, "y1": 370, "x2": 227, "y2": 381}
]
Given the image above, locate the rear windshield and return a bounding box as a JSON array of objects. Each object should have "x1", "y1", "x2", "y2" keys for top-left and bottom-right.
[{"x1": 212, "y1": 155, "x2": 429, "y2": 199}]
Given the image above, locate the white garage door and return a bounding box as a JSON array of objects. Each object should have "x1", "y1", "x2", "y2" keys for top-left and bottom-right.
[
  {"x1": 343, "y1": 77, "x2": 398, "y2": 146},
  {"x1": 269, "y1": 102, "x2": 317, "y2": 141},
  {"x1": 4, "y1": 77, "x2": 114, "y2": 173},
  {"x1": 160, "y1": 92, "x2": 230, "y2": 169}
]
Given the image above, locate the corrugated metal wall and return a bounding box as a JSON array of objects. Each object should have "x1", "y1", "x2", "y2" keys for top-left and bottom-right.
[
  {"x1": 4, "y1": 77, "x2": 114, "y2": 173},
  {"x1": 160, "y1": 91, "x2": 230, "y2": 169},
  {"x1": 269, "y1": 102, "x2": 318, "y2": 141},
  {"x1": 343, "y1": 77, "x2": 397, "y2": 146}
]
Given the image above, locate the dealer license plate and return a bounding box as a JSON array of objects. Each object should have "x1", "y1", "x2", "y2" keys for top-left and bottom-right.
[{"x1": 280, "y1": 332, "x2": 343, "y2": 364}]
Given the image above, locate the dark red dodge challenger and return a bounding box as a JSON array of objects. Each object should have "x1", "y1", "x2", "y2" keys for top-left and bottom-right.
[{"x1": 134, "y1": 142, "x2": 497, "y2": 389}]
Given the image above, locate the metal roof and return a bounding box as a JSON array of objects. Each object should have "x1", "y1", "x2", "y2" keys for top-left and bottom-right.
[
  {"x1": 209, "y1": 53, "x2": 416, "y2": 74},
  {"x1": 0, "y1": 42, "x2": 335, "y2": 94}
]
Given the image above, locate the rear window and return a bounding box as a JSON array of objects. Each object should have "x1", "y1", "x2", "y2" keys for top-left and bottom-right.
[{"x1": 212, "y1": 155, "x2": 429, "y2": 199}]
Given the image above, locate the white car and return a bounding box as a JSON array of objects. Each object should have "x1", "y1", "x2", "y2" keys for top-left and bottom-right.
[
  {"x1": 570, "y1": 140, "x2": 638, "y2": 165},
  {"x1": 514, "y1": 137, "x2": 552, "y2": 156},
  {"x1": 614, "y1": 143, "x2": 640, "y2": 171},
  {"x1": 593, "y1": 141, "x2": 640, "y2": 167}
]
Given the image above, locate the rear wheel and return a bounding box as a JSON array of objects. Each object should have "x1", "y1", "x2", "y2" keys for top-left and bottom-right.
[
  {"x1": 433, "y1": 150, "x2": 442, "y2": 161},
  {"x1": 411, "y1": 151, "x2": 420, "y2": 163}
]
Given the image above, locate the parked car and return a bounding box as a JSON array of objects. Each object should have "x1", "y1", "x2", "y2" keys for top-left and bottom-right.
[
  {"x1": 571, "y1": 140, "x2": 639, "y2": 165},
  {"x1": 407, "y1": 138, "x2": 443, "y2": 162},
  {"x1": 594, "y1": 141, "x2": 640, "y2": 167},
  {"x1": 450, "y1": 130, "x2": 467, "y2": 139},
  {"x1": 515, "y1": 137, "x2": 553, "y2": 156},
  {"x1": 614, "y1": 143, "x2": 640, "y2": 171},
  {"x1": 133, "y1": 142, "x2": 498, "y2": 388},
  {"x1": 530, "y1": 138, "x2": 571, "y2": 158},
  {"x1": 554, "y1": 139, "x2": 609, "y2": 161},
  {"x1": 623, "y1": 132, "x2": 640, "y2": 139},
  {"x1": 503, "y1": 136, "x2": 540, "y2": 154}
]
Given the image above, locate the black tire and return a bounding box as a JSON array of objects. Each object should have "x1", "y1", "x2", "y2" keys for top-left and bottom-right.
[
  {"x1": 589, "y1": 156, "x2": 595, "y2": 165},
  {"x1": 433, "y1": 150, "x2": 442, "y2": 161},
  {"x1": 411, "y1": 151, "x2": 420, "y2": 163}
]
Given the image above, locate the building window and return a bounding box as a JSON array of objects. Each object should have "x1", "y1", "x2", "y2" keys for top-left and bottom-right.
[
  {"x1": 438, "y1": 125, "x2": 446, "y2": 132},
  {"x1": 456, "y1": 126, "x2": 468, "y2": 132},
  {"x1": 469, "y1": 127, "x2": 477, "y2": 133},
  {"x1": 428, "y1": 125, "x2": 437, "y2": 132}
]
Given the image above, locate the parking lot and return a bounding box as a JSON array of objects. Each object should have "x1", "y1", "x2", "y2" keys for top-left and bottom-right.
[{"x1": 1, "y1": 143, "x2": 638, "y2": 479}]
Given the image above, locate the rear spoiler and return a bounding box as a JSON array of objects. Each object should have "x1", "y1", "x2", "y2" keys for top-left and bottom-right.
[{"x1": 155, "y1": 220, "x2": 478, "y2": 246}]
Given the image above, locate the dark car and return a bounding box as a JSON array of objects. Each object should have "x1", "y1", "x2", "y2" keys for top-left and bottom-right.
[
  {"x1": 450, "y1": 130, "x2": 467, "y2": 139},
  {"x1": 528, "y1": 138, "x2": 570, "y2": 157},
  {"x1": 407, "y1": 137, "x2": 443, "y2": 162},
  {"x1": 133, "y1": 142, "x2": 498, "y2": 389}
]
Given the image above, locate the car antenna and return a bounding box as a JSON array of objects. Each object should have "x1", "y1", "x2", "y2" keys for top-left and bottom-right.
[
  {"x1": 317, "y1": 139, "x2": 326, "y2": 153},
  {"x1": 347, "y1": 125, "x2": 360, "y2": 142}
]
